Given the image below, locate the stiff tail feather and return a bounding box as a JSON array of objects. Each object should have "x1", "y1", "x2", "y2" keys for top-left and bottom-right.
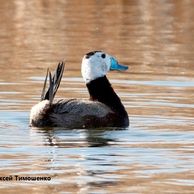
[{"x1": 41, "y1": 61, "x2": 65, "y2": 104}]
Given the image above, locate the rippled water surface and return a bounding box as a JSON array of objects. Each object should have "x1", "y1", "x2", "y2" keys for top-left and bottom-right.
[{"x1": 0, "y1": 1, "x2": 194, "y2": 193}]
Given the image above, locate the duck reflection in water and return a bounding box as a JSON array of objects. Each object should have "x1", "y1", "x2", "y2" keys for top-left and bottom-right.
[{"x1": 35, "y1": 127, "x2": 124, "y2": 148}]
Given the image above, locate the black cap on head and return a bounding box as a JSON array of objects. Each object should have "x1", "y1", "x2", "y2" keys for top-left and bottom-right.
[{"x1": 85, "y1": 51, "x2": 102, "y2": 59}]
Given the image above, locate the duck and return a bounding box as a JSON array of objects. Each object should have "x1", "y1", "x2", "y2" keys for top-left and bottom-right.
[{"x1": 30, "y1": 51, "x2": 129, "y2": 128}]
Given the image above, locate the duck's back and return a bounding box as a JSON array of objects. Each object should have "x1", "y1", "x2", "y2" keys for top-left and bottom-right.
[{"x1": 50, "y1": 99, "x2": 116, "y2": 128}]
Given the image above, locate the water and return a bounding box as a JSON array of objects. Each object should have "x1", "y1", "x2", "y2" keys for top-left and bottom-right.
[{"x1": 0, "y1": 0, "x2": 194, "y2": 193}]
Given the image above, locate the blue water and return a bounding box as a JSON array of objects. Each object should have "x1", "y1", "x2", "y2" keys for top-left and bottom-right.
[{"x1": 1, "y1": 111, "x2": 194, "y2": 190}]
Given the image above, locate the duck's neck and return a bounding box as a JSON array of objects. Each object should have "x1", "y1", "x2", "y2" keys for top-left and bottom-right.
[{"x1": 86, "y1": 76, "x2": 128, "y2": 117}]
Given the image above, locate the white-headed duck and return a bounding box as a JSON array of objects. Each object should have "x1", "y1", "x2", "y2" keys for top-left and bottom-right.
[{"x1": 30, "y1": 51, "x2": 129, "y2": 128}]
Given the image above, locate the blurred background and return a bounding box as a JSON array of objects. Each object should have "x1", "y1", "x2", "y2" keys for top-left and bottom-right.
[{"x1": 1, "y1": 0, "x2": 194, "y2": 76}]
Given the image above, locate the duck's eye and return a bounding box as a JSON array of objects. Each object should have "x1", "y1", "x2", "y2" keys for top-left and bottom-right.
[{"x1": 101, "y1": 54, "x2": 106, "y2": 58}]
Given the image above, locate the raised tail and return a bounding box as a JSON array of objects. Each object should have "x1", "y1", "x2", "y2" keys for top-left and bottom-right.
[{"x1": 41, "y1": 61, "x2": 65, "y2": 104}]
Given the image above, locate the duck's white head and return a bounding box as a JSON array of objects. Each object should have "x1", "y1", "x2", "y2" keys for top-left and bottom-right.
[{"x1": 81, "y1": 51, "x2": 128, "y2": 83}]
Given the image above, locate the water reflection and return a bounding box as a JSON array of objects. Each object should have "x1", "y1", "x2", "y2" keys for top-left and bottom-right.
[{"x1": 33, "y1": 127, "x2": 126, "y2": 148}]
